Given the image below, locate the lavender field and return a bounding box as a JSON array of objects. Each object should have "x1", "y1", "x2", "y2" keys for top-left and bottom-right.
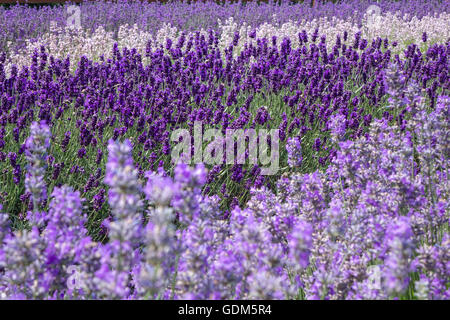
[{"x1": 0, "y1": 0, "x2": 449, "y2": 300}]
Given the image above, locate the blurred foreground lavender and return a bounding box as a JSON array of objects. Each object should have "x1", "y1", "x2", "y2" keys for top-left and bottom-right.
[{"x1": 0, "y1": 81, "x2": 448, "y2": 299}]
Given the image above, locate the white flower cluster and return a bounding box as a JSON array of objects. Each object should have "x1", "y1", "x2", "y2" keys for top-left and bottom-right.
[
  {"x1": 4, "y1": 11, "x2": 449, "y2": 75},
  {"x1": 225, "y1": 11, "x2": 449, "y2": 56}
]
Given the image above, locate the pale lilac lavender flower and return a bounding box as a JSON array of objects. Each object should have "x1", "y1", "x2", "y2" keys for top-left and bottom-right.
[
  {"x1": 24, "y1": 121, "x2": 51, "y2": 226},
  {"x1": 287, "y1": 218, "x2": 313, "y2": 270},
  {"x1": 286, "y1": 137, "x2": 303, "y2": 168},
  {"x1": 136, "y1": 207, "x2": 178, "y2": 298},
  {"x1": 382, "y1": 217, "x2": 415, "y2": 297}
]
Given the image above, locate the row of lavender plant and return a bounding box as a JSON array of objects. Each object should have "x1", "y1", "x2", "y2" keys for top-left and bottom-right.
[
  {"x1": 0, "y1": 77, "x2": 448, "y2": 299},
  {"x1": 2, "y1": 0, "x2": 449, "y2": 54},
  {"x1": 0, "y1": 27, "x2": 448, "y2": 231},
  {"x1": 5, "y1": 9, "x2": 449, "y2": 76}
]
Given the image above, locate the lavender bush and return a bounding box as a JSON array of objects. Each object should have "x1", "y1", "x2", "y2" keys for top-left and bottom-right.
[
  {"x1": 0, "y1": 0, "x2": 448, "y2": 300},
  {"x1": 0, "y1": 26, "x2": 448, "y2": 218},
  {"x1": 0, "y1": 88, "x2": 448, "y2": 299}
]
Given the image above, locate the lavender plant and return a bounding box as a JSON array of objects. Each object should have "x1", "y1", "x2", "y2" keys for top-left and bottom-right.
[
  {"x1": 0, "y1": 0, "x2": 448, "y2": 301},
  {"x1": 24, "y1": 121, "x2": 51, "y2": 227}
]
